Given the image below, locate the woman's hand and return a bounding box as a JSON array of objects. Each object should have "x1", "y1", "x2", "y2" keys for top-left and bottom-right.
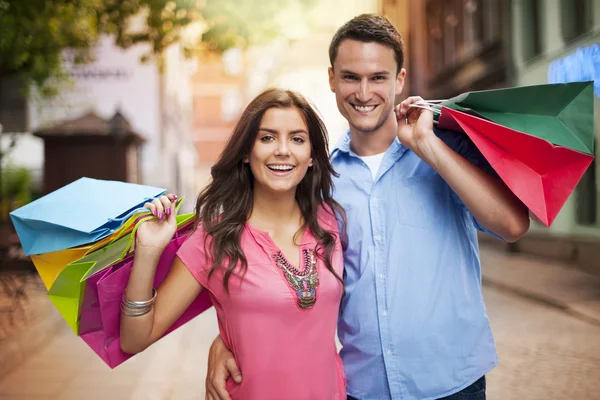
[{"x1": 135, "y1": 194, "x2": 179, "y2": 252}]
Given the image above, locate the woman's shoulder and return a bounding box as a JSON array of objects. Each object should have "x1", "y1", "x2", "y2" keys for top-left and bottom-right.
[
  {"x1": 179, "y1": 221, "x2": 211, "y2": 253},
  {"x1": 316, "y1": 204, "x2": 340, "y2": 233}
]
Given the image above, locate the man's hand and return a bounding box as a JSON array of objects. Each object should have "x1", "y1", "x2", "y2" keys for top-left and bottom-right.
[
  {"x1": 205, "y1": 335, "x2": 242, "y2": 400},
  {"x1": 394, "y1": 96, "x2": 529, "y2": 241},
  {"x1": 395, "y1": 96, "x2": 437, "y2": 159}
]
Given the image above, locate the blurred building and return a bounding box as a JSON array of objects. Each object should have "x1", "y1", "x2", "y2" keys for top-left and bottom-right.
[
  {"x1": 33, "y1": 111, "x2": 145, "y2": 194},
  {"x1": 381, "y1": 0, "x2": 512, "y2": 101}
]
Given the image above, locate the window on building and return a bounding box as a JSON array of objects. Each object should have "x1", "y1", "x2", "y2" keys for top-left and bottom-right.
[
  {"x1": 426, "y1": 0, "x2": 445, "y2": 76},
  {"x1": 561, "y1": 0, "x2": 593, "y2": 43},
  {"x1": 521, "y1": 0, "x2": 542, "y2": 62},
  {"x1": 481, "y1": 0, "x2": 501, "y2": 45},
  {"x1": 463, "y1": 0, "x2": 483, "y2": 58}
]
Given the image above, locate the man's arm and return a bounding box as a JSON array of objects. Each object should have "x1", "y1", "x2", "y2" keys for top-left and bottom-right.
[
  {"x1": 205, "y1": 335, "x2": 242, "y2": 400},
  {"x1": 396, "y1": 97, "x2": 530, "y2": 242}
]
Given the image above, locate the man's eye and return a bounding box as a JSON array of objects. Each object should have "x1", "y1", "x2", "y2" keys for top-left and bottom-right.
[
  {"x1": 373, "y1": 76, "x2": 386, "y2": 81},
  {"x1": 344, "y1": 75, "x2": 358, "y2": 80}
]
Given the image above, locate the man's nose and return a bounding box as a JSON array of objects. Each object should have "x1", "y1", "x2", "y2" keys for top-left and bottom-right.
[{"x1": 357, "y1": 79, "x2": 372, "y2": 102}]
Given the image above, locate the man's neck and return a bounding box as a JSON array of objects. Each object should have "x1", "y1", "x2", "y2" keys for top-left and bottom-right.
[{"x1": 349, "y1": 112, "x2": 398, "y2": 156}]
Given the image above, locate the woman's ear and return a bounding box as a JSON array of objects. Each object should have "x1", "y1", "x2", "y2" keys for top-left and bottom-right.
[{"x1": 243, "y1": 156, "x2": 249, "y2": 163}]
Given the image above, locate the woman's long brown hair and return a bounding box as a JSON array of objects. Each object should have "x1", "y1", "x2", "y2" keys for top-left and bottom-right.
[{"x1": 194, "y1": 88, "x2": 345, "y2": 292}]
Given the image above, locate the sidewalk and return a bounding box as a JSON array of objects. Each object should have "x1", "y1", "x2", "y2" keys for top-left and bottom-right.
[{"x1": 480, "y1": 245, "x2": 600, "y2": 326}]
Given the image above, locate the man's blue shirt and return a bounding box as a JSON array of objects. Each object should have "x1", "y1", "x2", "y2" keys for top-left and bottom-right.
[{"x1": 332, "y1": 129, "x2": 499, "y2": 400}]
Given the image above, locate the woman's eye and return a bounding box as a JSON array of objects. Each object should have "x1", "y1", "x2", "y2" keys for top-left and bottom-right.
[
  {"x1": 292, "y1": 137, "x2": 306, "y2": 144},
  {"x1": 260, "y1": 135, "x2": 274, "y2": 142}
]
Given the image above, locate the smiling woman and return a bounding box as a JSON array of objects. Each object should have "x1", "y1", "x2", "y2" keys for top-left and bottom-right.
[
  {"x1": 247, "y1": 107, "x2": 313, "y2": 196},
  {"x1": 119, "y1": 88, "x2": 348, "y2": 399}
]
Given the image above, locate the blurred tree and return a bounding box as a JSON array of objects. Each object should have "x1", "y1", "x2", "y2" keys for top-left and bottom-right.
[{"x1": 0, "y1": 0, "x2": 314, "y2": 97}]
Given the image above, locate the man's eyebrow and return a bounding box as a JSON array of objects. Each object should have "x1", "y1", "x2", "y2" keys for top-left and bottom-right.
[{"x1": 339, "y1": 69, "x2": 391, "y2": 76}]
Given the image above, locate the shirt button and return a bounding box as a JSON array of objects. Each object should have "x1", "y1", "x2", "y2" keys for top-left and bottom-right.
[
  {"x1": 381, "y1": 311, "x2": 388, "y2": 317},
  {"x1": 378, "y1": 273, "x2": 384, "y2": 279},
  {"x1": 386, "y1": 349, "x2": 392, "y2": 356},
  {"x1": 374, "y1": 235, "x2": 382, "y2": 242}
]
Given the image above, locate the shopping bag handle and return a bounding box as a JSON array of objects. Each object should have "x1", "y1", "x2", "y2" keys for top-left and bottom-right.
[{"x1": 120, "y1": 197, "x2": 184, "y2": 260}]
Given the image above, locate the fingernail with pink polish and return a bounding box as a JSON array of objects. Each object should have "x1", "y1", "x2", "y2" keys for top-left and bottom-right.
[
  {"x1": 158, "y1": 212, "x2": 163, "y2": 219},
  {"x1": 166, "y1": 208, "x2": 171, "y2": 216}
]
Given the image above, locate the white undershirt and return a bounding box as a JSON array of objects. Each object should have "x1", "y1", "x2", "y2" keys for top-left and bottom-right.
[{"x1": 359, "y1": 152, "x2": 386, "y2": 180}]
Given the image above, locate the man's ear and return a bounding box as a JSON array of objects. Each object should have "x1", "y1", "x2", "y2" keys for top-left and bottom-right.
[
  {"x1": 395, "y1": 68, "x2": 407, "y2": 96},
  {"x1": 328, "y1": 67, "x2": 335, "y2": 93}
]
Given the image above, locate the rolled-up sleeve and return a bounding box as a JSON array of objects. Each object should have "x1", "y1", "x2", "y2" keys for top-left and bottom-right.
[{"x1": 435, "y1": 127, "x2": 504, "y2": 239}]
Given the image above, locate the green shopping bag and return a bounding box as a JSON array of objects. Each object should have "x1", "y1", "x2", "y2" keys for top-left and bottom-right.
[
  {"x1": 438, "y1": 81, "x2": 594, "y2": 155},
  {"x1": 48, "y1": 210, "x2": 194, "y2": 334}
]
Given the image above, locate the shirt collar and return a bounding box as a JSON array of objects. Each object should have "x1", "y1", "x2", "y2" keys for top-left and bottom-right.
[
  {"x1": 331, "y1": 129, "x2": 408, "y2": 160},
  {"x1": 331, "y1": 129, "x2": 352, "y2": 160}
]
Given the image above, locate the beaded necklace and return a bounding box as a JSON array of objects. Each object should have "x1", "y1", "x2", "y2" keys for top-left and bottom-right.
[{"x1": 273, "y1": 249, "x2": 319, "y2": 309}]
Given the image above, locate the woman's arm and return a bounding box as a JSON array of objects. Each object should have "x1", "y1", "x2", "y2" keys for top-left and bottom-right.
[
  {"x1": 120, "y1": 254, "x2": 203, "y2": 354},
  {"x1": 119, "y1": 193, "x2": 203, "y2": 354}
]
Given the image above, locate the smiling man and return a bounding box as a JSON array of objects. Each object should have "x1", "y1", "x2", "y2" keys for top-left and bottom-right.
[
  {"x1": 205, "y1": 14, "x2": 530, "y2": 400},
  {"x1": 326, "y1": 15, "x2": 529, "y2": 400}
]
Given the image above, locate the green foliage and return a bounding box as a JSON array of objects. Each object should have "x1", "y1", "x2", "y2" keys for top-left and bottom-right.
[
  {"x1": 1, "y1": 164, "x2": 32, "y2": 205},
  {"x1": 0, "y1": 0, "x2": 316, "y2": 97}
]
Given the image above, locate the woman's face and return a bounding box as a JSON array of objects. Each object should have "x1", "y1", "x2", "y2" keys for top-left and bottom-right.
[{"x1": 247, "y1": 107, "x2": 313, "y2": 196}]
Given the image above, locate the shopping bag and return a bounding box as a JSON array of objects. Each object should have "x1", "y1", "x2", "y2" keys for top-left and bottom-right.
[
  {"x1": 439, "y1": 81, "x2": 594, "y2": 155},
  {"x1": 437, "y1": 106, "x2": 594, "y2": 226},
  {"x1": 10, "y1": 177, "x2": 166, "y2": 255},
  {"x1": 413, "y1": 82, "x2": 595, "y2": 227},
  {"x1": 31, "y1": 211, "x2": 154, "y2": 290},
  {"x1": 48, "y1": 211, "x2": 194, "y2": 334},
  {"x1": 79, "y1": 229, "x2": 213, "y2": 368}
]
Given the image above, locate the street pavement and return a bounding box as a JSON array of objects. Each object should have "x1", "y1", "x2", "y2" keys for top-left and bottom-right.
[{"x1": 1, "y1": 243, "x2": 600, "y2": 399}]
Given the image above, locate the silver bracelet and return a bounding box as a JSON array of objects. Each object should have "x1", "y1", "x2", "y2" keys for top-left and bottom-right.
[
  {"x1": 121, "y1": 302, "x2": 153, "y2": 317},
  {"x1": 121, "y1": 288, "x2": 157, "y2": 316}
]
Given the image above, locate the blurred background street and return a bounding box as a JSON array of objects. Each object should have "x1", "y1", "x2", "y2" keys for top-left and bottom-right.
[{"x1": 1, "y1": 0, "x2": 600, "y2": 399}]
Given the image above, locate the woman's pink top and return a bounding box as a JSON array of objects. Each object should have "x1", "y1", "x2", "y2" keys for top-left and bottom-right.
[{"x1": 177, "y1": 208, "x2": 346, "y2": 400}]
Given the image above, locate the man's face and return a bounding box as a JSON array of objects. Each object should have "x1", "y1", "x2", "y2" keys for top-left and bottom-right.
[{"x1": 329, "y1": 39, "x2": 406, "y2": 135}]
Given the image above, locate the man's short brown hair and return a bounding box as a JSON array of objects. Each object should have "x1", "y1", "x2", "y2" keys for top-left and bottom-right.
[{"x1": 329, "y1": 14, "x2": 404, "y2": 73}]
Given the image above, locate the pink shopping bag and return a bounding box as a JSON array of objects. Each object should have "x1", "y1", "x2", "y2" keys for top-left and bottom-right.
[{"x1": 79, "y1": 228, "x2": 213, "y2": 368}]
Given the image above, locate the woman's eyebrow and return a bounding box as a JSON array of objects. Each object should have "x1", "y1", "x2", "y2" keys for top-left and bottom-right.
[{"x1": 258, "y1": 128, "x2": 308, "y2": 135}]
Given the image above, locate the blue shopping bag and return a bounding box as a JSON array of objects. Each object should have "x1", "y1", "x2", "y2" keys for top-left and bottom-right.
[{"x1": 10, "y1": 177, "x2": 166, "y2": 255}]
